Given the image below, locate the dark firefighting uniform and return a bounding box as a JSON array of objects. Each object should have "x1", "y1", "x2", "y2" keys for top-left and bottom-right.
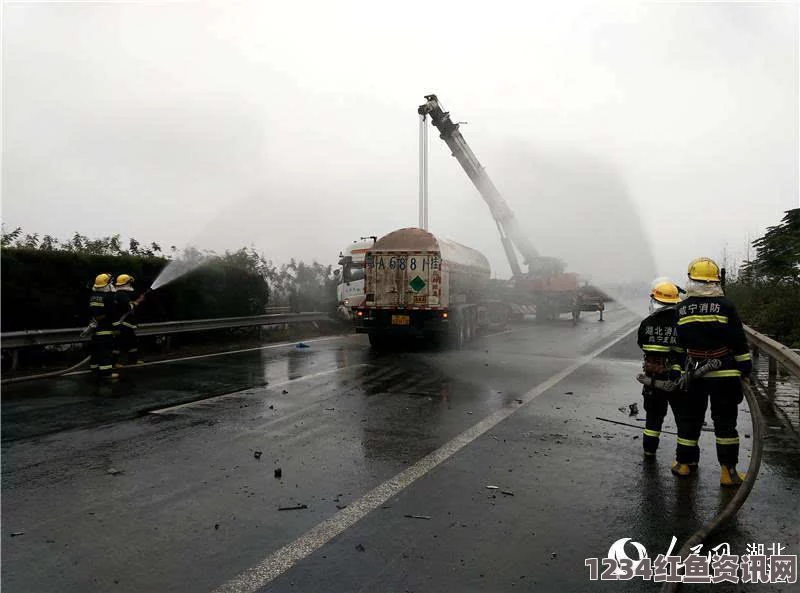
[
  {"x1": 674, "y1": 295, "x2": 752, "y2": 466},
  {"x1": 88, "y1": 290, "x2": 116, "y2": 378},
  {"x1": 113, "y1": 290, "x2": 140, "y2": 365},
  {"x1": 637, "y1": 307, "x2": 684, "y2": 454}
]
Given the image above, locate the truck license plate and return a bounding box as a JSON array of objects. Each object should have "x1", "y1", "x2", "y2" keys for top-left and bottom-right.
[{"x1": 391, "y1": 315, "x2": 410, "y2": 326}]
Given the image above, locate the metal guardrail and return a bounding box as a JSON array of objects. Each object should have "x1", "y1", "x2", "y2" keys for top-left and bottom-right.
[
  {"x1": 1, "y1": 312, "x2": 331, "y2": 349},
  {"x1": 744, "y1": 325, "x2": 800, "y2": 379}
]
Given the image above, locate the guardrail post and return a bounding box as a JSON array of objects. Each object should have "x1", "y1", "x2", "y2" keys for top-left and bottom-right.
[
  {"x1": 766, "y1": 355, "x2": 778, "y2": 399},
  {"x1": 768, "y1": 356, "x2": 778, "y2": 379}
]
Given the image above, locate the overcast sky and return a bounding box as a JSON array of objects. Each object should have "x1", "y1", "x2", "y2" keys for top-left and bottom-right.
[{"x1": 2, "y1": 0, "x2": 797, "y2": 287}]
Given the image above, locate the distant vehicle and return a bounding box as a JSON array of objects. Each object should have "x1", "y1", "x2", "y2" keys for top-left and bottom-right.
[
  {"x1": 418, "y1": 94, "x2": 604, "y2": 322},
  {"x1": 336, "y1": 237, "x2": 375, "y2": 320},
  {"x1": 353, "y1": 227, "x2": 508, "y2": 349}
]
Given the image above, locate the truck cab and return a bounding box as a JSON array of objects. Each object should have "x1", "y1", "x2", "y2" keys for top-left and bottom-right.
[{"x1": 336, "y1": 238, "x2": 375, "y2": 320}]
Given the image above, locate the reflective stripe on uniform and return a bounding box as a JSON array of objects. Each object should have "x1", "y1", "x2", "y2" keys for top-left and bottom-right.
[
  {"x1": 704, "y1": 369, "x2": 742, "y2": 378},
  {"x1": 734, "y1": 353, "x2": 752, "y2": 362},
  {"x1": 670, "y1": 365, "x2": 684, "y2": 372},
  {"x1": 90, "y1": 302, "x2": 105, "y2": 307},
  {"x1": 122, "y1": 322, "x2": 137, "y2": 329},
  {"x1": 98, "y1": 364, "x2": 113, "y2": 370},
  {"x1": 671, "y1": 347, "x2": 686, "y2": 353},
  {"x1": 95, "y1": 330, "x2": 114, "y2": 336},
  {"x1": 677, "y1": 315, "x2": 729, "y2": 325},
  {"x1": 642, "y1": 344, "x2": 671, "y2": 352},
  {"x1": 643, "y1": 429, "x2": 661, "y2": 438},
  {"x1": 677, "y1": 437, "x2": 698, "y2": 447},
  {"x1": 716, "y1": 436, "x2": 740, "y2": 445}
]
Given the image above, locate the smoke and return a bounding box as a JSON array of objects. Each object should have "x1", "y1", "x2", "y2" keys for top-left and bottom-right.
[{"x1": 458, "y1": 140, "x2": 657, "y2": 316}]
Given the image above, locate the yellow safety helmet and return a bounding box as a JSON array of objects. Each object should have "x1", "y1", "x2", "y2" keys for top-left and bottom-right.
[
  {"x1": 93, "y1": 273, "x2": 113, "y2": 289},
  {"x1": 115, "y1": 274, "x2": 134, "y2": 287},
  {"x1": 650, "y1": 280, "x2": 681, "y2": 305},
  {"x1": 687, "y1": 257, "x2": 721, "y2": 283}
]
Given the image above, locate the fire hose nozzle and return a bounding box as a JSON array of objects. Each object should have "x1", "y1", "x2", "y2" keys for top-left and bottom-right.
[{"x1": 636, "y1": 374, "x2": 678, "y2": 392}]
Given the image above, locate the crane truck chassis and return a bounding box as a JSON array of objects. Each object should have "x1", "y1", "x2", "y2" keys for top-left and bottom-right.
[{"x1": 352, "y1": 228, "x2": 508, "y2": 349}]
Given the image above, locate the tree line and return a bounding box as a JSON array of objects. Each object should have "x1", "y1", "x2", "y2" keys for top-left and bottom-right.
[
  {"x1": 726, "y1": 208, "x2": 799, "y2": 347},
  {"x1": 1, "y1": 228, "x2": 338, "y2": 332}
]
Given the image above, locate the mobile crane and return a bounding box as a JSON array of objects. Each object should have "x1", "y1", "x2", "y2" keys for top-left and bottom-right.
[{"x1": 417, "y1": 94, "x2": 603, "y2": 321}]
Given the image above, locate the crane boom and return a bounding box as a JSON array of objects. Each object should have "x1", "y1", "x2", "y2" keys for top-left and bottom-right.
[{"x1": 418, "y1": 94, "x2": 545, "y2": 279}]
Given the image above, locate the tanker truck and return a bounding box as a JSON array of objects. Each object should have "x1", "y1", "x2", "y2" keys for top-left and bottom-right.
[{"x1": 352, "y1": 227, "x2": 507, "y2": 349}]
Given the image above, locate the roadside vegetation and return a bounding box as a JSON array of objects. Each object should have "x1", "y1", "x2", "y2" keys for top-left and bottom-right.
[
  {"x1": 726, "y1": 209, "x2": 800, "y2": 347},
  {"x1": 1, "y1": 228, "x2": 337, "y2": 332}
]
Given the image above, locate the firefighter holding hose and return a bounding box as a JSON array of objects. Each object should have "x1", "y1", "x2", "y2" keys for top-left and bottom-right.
[
  {"x1": 636, "y1": 280, "x2": 684, "y2": 459},
  {"x1": 672, "y1": 257, "x2": 752, "y2": 486},
  {"x1": 88, "y1": 273, "x2": 119, "y2": 381},
  {"x1": 113, "y1": 274, "x2": 145, "y2": 367}
]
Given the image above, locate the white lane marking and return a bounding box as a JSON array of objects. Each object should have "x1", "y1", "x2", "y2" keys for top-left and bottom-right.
[
  {"x1": 62, "y1": 335, "x2": 353, "y2": 377},
  {"x1": 211, "y1": 324, "x2": 637, "y2": 593},
  {"x1": 149, "y1": 364, "x2": 370, "y2": 415}
]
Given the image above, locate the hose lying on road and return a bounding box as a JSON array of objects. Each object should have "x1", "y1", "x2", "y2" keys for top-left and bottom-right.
[
  {"x1": 660, "y1": 380, "x2": 764, "y2": 593},
  {"x1": 1, "y1": 356, "x2": 91, "y2": 385}
]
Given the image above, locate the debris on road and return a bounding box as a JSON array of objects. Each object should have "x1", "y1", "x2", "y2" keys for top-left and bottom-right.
[
  {"x1": 282, "y1": 390, "x2": 289, "y2": 395},
  {"x1": 404, "y1": 514, "x2": 432, "y2": 520},
  {"x1": 296, "y1": 343, "x2": 310, "y2": 349},
  {"x1": 254, "y1": 451, "x2": 262, "y2": 460},
  {"x1": 551, "y1": 552, "x2": 557, "y2": 559},
  {"x1": 278, "y1": 504, "x2": 308, "y2": 511},
  {"x1": 355, "y1": 543, "x2": 366, "y2": 552},
  {"x1": 268, "y1": 404, "x2": 275, "y2": 410},
  {"x1": 325, "y1": 408, "x2": 335, "y2": 411},
  {"x1": 10, "y1": 532, "x2": 25, "y2": 537},
  {"x1": 501, "y1": 490, "x2": 514, "y2": 496},
  {"x1": 515, "y1": 399, "x2": 524, "y2": 404},
  {"x1": 106, "y1": 468, "x2": 124, "y2": 476},
  {"x1": 274, "y1": 468, "x2": 282, "y2": 478},
  {"x1": 564, "y1": 391, "x2": 574, "y2": 395},
  {"x1": 629, "y1": 403, "x2": 639, "y2": 416},
  {"x1": 336, "y1": 504, "x2": 347, "y2": 510},
  {"x1": 486, "y1": 485, "x2": 499, "y2": 490},
  {"x1": 214, "y1": 524, "x2": 220, "y2": 530}
]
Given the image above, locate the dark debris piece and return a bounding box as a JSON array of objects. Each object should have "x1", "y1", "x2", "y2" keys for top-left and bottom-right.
[
  {"x1": 278, "y1": 504, "x2": 308, "y2": 511},
  {"x1": 404, "y1": 514, "x2": 432, "y2": 520},
  {"x1": 254, "y1": 451, "x2": 262, "y2": 460}
]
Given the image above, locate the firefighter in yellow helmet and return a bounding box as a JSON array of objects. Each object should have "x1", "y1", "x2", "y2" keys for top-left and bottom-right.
[
  {"x1": 636, "y1": 279, "x2": 684, "y2": 459},
  {"x1": 88, "y1": 273, "x2": 118, "y2": 381},
  {"x1": 673, "y1": 257, "x2": 752, "y2": 486},
  {"x1": 113, "y1": 274, "x2": 144, "y2": 366}
]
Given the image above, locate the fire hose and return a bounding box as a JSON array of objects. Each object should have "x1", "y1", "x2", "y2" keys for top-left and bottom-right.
[
  {"x1": 637, "y1": 358, "x2": 764, "y2": 592},
  {"x1": 660, "y1": 380, "x2": 764, "y2": 592}
]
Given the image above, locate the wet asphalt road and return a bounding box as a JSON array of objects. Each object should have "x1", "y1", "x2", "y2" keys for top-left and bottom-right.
[{"x1": 2, "y1": 308, "x2": 798, "y2": 593}]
